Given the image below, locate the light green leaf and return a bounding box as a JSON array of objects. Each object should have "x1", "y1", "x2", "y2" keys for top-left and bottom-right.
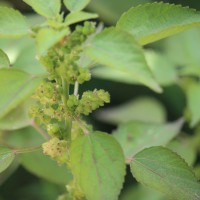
[
  {"x1": 97, "y1": 97, "x2": 166, "y2": 124},
  {"x1": 23, "y1": 0, "x2": 61, "y2": 18},
  {"x1": 65, "y1": 11, "x2": 98, "y2": 26},
  {"x1": 92, "y1": 51, "x2": 177, "y2": 86},
  {"x1": 113, "y1": 119, "x2": 183, "y2": 159},
  {"x1": 0, "y1": 147, "x2": 15, "y2": 173},
  {"x1": 20, "y1": 150, "x2": 72, "y2": 185},
  {"x1": 36, "y1": 28, "x2": 69, "y2": 55},
  {"x1": 0, "y1": 100, "x2": 33, "y2": 131},
  {"x1": 64, "y1": 0, "x2": 90, "y2": 12},
  {"x1": 131, "y1": 146, "x2": 200, "y2": 200},
  {"x1": 145, "y1": 51, "x2": 177, "y2": 86},
  {"x1": 14, "y1": 40, "x2": 45, "y2": 75},
  {"x1": 186, "y1": 82, "x2": 200, "y2": 127},
  {"x1": 0, "y1": 49, "x2": 10, "y2": 68},
  {"x1": 0, "y1": 69, "x2": 42, "y2": 119},
  {"x1": 71, "y1": 131, "x2": 126, "y2": 200},
  {"x1": 0, "y1": 7, "x2": 29, "y2": 38},
  {"x1": 167, "y1": 138, "x2": 197, "y2": 166},
  {"x1": 86, "y1": 27, "x2": 161, "y2": 92},
  {"x1": 117, "y1": 2, "x2": 200, "y2": 45}
]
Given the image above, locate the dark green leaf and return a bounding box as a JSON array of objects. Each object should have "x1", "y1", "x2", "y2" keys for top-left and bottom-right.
[
  {"x1": 0, "y1": 147, "x2": 15, "y2": 173},
  {"x1": 131, "y1": 146, "x2": 200, "y2": 200}
]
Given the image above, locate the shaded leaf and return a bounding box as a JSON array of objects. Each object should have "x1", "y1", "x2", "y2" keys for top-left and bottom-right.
[
  {"x1": 64, "y1": 0, "x2": 90, "y2": 12},
  {"x1": 71, "y1": 131, "x2": 126, "y2": 200},
  {"x1": 0, "y1": 147, "x2": 15, "y2": 173},
  {"x1": 20, "y1": 150, "x2": 72, "y2": 185},
  {"x1": 117, "y1": 2, "x2": 200, "y2": 45},
  {"x1": 65, "y1": 11, "x2": 98, "y2": 26},
  {"x1": 0, "y1": 7, "x2": 29, "y2": 38},
  {"x1": 0, "y1": 99, "x2": 33, "y2": 131},
  {"x1": 23, "y1": 0, "x2": 61, "y2": 18},
  {"x1": 0, "y1": 69, "x2": 42, "y2": 119},
  {"x1": 0, "y1": 49, "x2": 10, "y2": 68},
  {"x1": 113, "y1": 119, "x2": 183, "y2": 159},
  {"x1": 131, "y1": 146, "x2": 200, "y2": 200},
  {"x1": 97, "y1": 97, "x2": 166, "y2": 124},
  {"x1": 186, "y1": 82, "x2": 200, "y2": 127},
  {"x1": 86, "y1": 27, "x2": 161, "y2": 92}
]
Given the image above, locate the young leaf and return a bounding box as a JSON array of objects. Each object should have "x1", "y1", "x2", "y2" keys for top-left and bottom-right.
[
  {"x1": 186, "y1": 82, "x2": 200, "y2": 127},
  {"x1": 23, "y1": 0, "x2": 61, "y2": 18},
  {"x1": 86, "y1": 27, "x2": 162, "y2": 93},
  {"x1": 36, "y1": 28, "x2": 69, "y2": 55},
  {"x1": 65, "y1": 11, "x2": 98, "y2": 26},
  {"x1": 20, "y1": 150, "x2": 72, "y2": 185},
  {"x1": 97, "y1": 97, "x2": 166, "y2": 124},
  {"x1": 0, "y1": 49, "x2": 10, "y2": 68},
  {"x1": 64, "y1": 0, "x2": 90, "y2": 12},
  {"x1": 113, "y1": 119, "x2": 183, "y2": 159},
  {"x1": 70, "y1": 131, "x2": 126, "y2": 200},
  {"x1": 130, "y1": 146, "x2": 200, "y2": 200},
  {"x1": 117, "y1": 2, "x2": 200, "y2": 45},
  {"x1": 0, "y1": 7, "x2": 28, "y2": 38},
  {"x1": 0, "y1": 69, "x2": 42, "y2": 119},
  {"x1": 0, "y1": 147, "x2": 15, "y2": 173}
]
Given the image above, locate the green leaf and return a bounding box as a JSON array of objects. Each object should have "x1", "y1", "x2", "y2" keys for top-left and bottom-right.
[
  {"x1": 0, "y1": 100, "x2": 33, "y2": 131},
  {"x1": 36, "y1": 28, "x2": 69, "y2": 55},
  {"x1": 71, "y1": 131, "x2": 126, "y2": 200},
  {"x1": 167, "y1": 138, "x2": 197, "y2": 166},
  {"x1": 145, "y1": 51, "x2": 177, "y2": 86},
  {"x1": 130, "y1": 146, "x2": 200, "y2": 200},
  {"x1": 0, "y1": 7, "x2": 29, "y2": 38},
  {"x1": 64, "y1": 0, "x2": 90, "y2": 12},
  {"x1": 92, "y1": 51, "x2": 177, "y2": 86},
  {"x1": 97, "y1": 97, "x2": 166, "y2": 124},
  {"x1": 186, "y1": 82, "x2": 200, "y2": 127},
  {"x1": 0, "y1": 49, "x2": 10, "y2": 68},
  {"x1": 117, "y1": 2, "x2": 200, "y2": 45},
  {"x1": 120, "y1": 185, "x2": 167, "y2": 200},
  {"x1": 86, "y1": 27, "x2": 161, "y2": 92},
  {"x1": 65, "y1": 11, "x2": 98, "y2": 26},
  {"x1": 14, "y1": 40, "x2": 45, "y2": 75},
  {"x1": 87, "y1": 0, "x2": 152, "y2": 24},
  {"x1": 0, "y1": 147, "x2": 15, "y2": 173},
  {"x1": 113, "y1": 119, "x2": 183, "y2": 159},
  {"x1": 23, "y1": 0, "x2": 61, "y2": 18},
  {"x1": 0, "y1": 69, "x2": 42, "y2": 119},
  {"x1": 20, "y1": 150, "x2": 72, "y2": 185}
]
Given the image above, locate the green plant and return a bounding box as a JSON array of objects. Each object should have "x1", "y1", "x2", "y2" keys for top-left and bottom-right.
[{"x1": 1, "y1": 0, "x2": 200, "y2": 200}]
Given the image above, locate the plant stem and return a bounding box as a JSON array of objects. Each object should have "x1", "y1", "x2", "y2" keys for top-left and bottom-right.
[
  {"x1": 61, "y1": 77, "x2": 72, "y2": 140},
  {"x1": 74, "y1": 81, "x2": 79, "y2": 97},
  {"x1": 31, "y1": 121, "x2": 49, "y2": 140}
]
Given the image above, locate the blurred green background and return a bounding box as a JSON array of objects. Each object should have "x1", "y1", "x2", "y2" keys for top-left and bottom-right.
[{"x1": 0, "y1": 0, "x2": 200, "y2": 199}]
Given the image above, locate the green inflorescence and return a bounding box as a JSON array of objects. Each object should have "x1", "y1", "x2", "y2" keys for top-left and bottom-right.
[{"x1": 29, "y1": 22, "x2": 110, "y2": 167}]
